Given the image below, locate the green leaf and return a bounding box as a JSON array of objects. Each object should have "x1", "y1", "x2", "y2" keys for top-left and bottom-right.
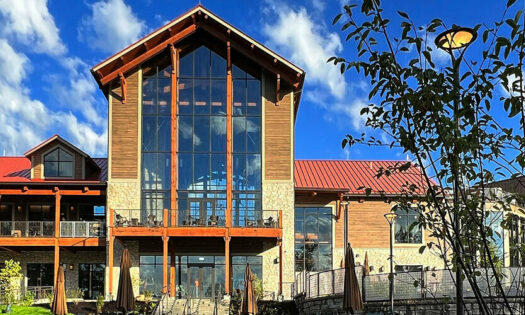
[
  {"x1": 333, "y1": 13, "x2": 343, "y2": 25},
  {"x1": 419, "y1": 245, "x2": 426, "y2": 254},
  {"x1": 397, "y1": 11, "x2": 409, "y2": 19},
  {"x1": 507, "y1": 0, "x2": 517, "y2": 7}
]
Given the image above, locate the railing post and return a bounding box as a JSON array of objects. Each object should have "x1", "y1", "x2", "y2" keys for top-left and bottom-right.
[
  {"x1": 421, "y1": 268, "x2": 425, "y2": 299},
  {"x1": 332, "y1": 270, "x2": 335, "y2": 295},
  {"x1": 278, "y1": 210, "x2": 282, "y2": 229}
]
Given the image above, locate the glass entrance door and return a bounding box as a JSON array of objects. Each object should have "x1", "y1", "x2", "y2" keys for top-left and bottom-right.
[
  {"x1": 79, "y1": 263, "x2": 105, "y2": 299},
  {"x1": 188, "y1": 265, "x2": 214, "y2": 298}
]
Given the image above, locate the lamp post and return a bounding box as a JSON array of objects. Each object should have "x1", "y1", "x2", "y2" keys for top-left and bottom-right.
[
  {"x1": 435, "y1": 26, "x2": 477, "y2": 315},
  {"x1": 384, "y1": 211, "x2": 397, "y2": 315},
  {"x1": 341, "y1": 200, "x2": 349, "y2": 256}
]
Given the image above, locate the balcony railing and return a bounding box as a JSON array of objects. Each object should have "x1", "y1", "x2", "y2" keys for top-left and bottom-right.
[
  {"x1": 231, "y1": 210, "x2": 281, "y2": 228},
  {"x1": 114, "y1": 209, "x2": 164, "y2": 227},
  {"x1": 0, "y1": 221, "x2": 54, "y2": 237},
  {"x1": 112, "y1": 209, "x2": 282, "y2": 228},
  {"x1": 60, "y1": 221, "x2": 105, "y2": 237}
]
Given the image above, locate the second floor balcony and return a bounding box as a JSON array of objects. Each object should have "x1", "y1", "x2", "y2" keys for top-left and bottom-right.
[
  {"x1": 112, "y1": 209, "x2": 281, "y2": 229},
  {"x1": 0, "y1": 221, "x2": 105, "y2": 238}
]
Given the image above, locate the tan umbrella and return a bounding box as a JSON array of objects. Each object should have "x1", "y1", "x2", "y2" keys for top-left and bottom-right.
[
  {"x1": 52, "y1": 266, "x2": 68, "y2": 315},
  {"x1": 343, "y1": 244, "x2": 363, "y2": 314},
  {"x1": 117, "y1": 247, "x2": 135, "y2": 313},
  {"x1": 240, "y1": 264, "x2": 258, "y2": 315},
  {"x1": 363, "y1": 251, "x2": 370, "y2": 276}
]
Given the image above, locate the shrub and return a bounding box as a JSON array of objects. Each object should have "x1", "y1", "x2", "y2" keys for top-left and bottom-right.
[
  {"x1": 0, "y1": 260, "x2": 23, "y2": 307},
  {"x1": 96, "y1": 295, "x2": 104, "y2": 314},
  {"x1": 46, "y1": 292, "x2": 54, "y2": 308},
  {"x1": 20, "y1": 291, "x2": 35, "y2": 307}
]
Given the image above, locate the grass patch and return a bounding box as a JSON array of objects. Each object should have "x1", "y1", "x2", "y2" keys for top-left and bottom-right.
[{"x1": 0, "y1": 305, "x2": 74, "y2": 315}]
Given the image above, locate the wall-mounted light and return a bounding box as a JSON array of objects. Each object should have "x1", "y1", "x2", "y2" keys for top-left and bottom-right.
[
  {"x1": 69, "y1": 264, "x2": 74, "y2": 271},
  {"x1": 70, "y1": 206, "x2": 75, "y2": 212},
  {"x1": 17, "y1": 206, "x2": 22, "y2": 212}
]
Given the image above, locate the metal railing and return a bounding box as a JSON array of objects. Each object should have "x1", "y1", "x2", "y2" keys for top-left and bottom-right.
[
  {"x1": 60, "y1": 221, "x2": 105, "y2": 237},
  {"x1": 0, "y1": 286, "x2": 53, "y2": 303},
  {"x1": 231, "y1": 210, "x2": 280, "y2": 228},
  {"x1": 0, "y1": 221, "x2": 54, "y2": 237},
  {"x1": 295, "y1": 267, "x2": 525, "y2": 302},
  {"x1": 178, "y1": 211, "x2": 226, "y2": 227},
  {"x1": 114, "y1": 209, "x2": 164, "y2": 227}
]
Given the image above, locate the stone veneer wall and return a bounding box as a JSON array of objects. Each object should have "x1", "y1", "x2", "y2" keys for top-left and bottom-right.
[
  {"x1": 106, "y1": 180, "x2": 141, "y2": 298},
  {"x1": 333, "y1": 247, "x2": 445, "y2": 273},
  {"x1": 105, "y1": 240, "x2": 140, "y2": 298},
  {"x1": 0, "y1": 250, "x2": 106, "y2": 293},
  {"x1": 261, "y1": 181, "x2": 294, "y2": 300}
]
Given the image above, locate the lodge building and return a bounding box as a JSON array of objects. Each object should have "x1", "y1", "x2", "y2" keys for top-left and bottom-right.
[{"x1": 0, "y1": 5, "x2": 452, "y2": 306}]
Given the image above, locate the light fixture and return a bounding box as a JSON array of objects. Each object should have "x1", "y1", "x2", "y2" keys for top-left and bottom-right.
[
  {"x1": 435, "y1": 27, "x2": 477, "y2": 51},
  {"x1": 384, "y1": 212, "x2": 397, "y2": 225},
  {"x1": 70, "y1": 206, "x2": 75, "y2": 212},
  {"x1": 69, "y1": 264, "x2": 74, "y2": 271},
  {"x1": 17, "y1": 206, "x2": 22, "y2": 212}
]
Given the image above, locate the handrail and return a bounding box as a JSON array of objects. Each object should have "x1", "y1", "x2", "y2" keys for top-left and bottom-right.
[
  {"x1": 152, "y1": 285, "x2": 170, "y2": 315},
  {"x1": 184, "y1": 287, "x2": 195, "y2": 315}
]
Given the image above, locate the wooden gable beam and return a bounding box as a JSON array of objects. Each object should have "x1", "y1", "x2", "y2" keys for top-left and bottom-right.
[
  {"x1": 119, "y1": 73, "x2": 127, "y2": 104},
  {"x1": 100, "y1": 24, "x2": 198, "y2": 86}
]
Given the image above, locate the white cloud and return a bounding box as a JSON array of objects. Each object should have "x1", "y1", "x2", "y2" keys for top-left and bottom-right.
[
  {"x1": 262, "y1": 4, "x2": 346, "y2": 99},
  {"x1": 0, "y1": 32, "x2": 106, "y2": 156},
  {"x1": 78, "y1": 0, "x2": 146, "y2": 53},
  {"x1": 46, "y1": 57, "x2": 106, "y2": 127},
  {"x1": 0, "y1": 39, "x2": 29, "y2": 84},
  {"x1": 0, "y1": 0, "x2": 66, "y2": 55}
]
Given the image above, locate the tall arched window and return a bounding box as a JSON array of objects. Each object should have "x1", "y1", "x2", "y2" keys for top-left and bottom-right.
[{"x1": 44, "y1": 148, "x2": 73, "y2": 177}]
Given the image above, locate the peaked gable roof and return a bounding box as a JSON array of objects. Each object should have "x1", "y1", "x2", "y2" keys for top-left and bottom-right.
[
  {"x1": 91, "y1": 5, "x2": 305, "y2": 110},
  {"x1": 294, "y1": 160, "x2": 434, "y2": 196},
  {"x1": 25, "y1": 134, "x2": 89, "y2": 158}
]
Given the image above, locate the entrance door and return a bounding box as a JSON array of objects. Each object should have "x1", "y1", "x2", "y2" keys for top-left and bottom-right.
[
  {"x1": 188, "y1": 265, "x2": 214, "y2": 298},
  {"x1": 79, "y1": 263, "x2": 105, "y2": 299}
]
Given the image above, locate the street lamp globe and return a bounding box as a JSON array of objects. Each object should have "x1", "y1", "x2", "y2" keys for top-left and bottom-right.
[{"x1": 435, "y1": 27, "x2": 477, "y2": 51}]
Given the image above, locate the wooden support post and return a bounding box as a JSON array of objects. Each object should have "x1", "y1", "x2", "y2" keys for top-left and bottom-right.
[
  {"x1": 55, "y1": 192, "x2": 60, "y2": 238},
  {"x1": 278, "y1": 238, "x2": 283, "y2": 296},
  {"x1": 225, "y1": 236, "x2": 231, "y2": 295},
  {"x1": 226, "y1": 41, "x2": 232, "y2": 228},
  {"x1": 170, "y1": 242, "x2": 176, "y2": 297},
  {"x1": 108, "y1": 208, "x2": 114, "y2": 297},
  {"x1": 54, "y1": 241, "x2": 59, "y2": 285},
  {"x1": 170, "y1": 45, "x2": 179, "y2": 227},
  {"x1": 279, "y1": 210, "x2": 283, "y2": 229},
  {"x1": 163, "y1": 236, "x2": 168, "y2": 294}
]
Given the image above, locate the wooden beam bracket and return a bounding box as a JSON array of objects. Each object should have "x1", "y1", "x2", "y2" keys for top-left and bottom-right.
[{"x1": 119, "y1": 73, "x2": 127, "y2": 104}]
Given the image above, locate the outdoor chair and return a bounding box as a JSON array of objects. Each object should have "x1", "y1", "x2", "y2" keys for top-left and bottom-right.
[
  {"x1": 147, "y1": 214, "x2": 156, "y2": 226},
  {"x1": 209, "y1": 215, "x2": 218, "y2": 226},
  {"x1": 116, "y1": 214, "x2": 128, "y2": 227},
  {"x1": 264, "y1": 217, "x2": 275, "y2": 227}
]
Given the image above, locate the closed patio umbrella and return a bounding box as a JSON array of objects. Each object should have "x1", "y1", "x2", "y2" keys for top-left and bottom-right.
[
  {"x1": 364, "y1": 251, "x2": 370, "y2": 276},
  {"x1": 240, "y1": 264, "x2": 258, "y2": 315},
  {"x1": 52, "y1": 266, "x2": 67, "y2": 315},
  {"x1": 343, "y1": 244, "x2": 363, "y2": 314},
  {"x1": 117, "y1": 247, "x2": 135, "y2": 313}
]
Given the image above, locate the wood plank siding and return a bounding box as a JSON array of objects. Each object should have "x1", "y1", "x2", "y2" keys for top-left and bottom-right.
[
  {"x1": 110, "y1": 69, "x2": 139, "y2": 179},
  {"x1": 32, "y1": 154, "x2": 42, "y2": 179},
  {"x1": 264, "y1": 74, "x2": 292, "y2": 180}
]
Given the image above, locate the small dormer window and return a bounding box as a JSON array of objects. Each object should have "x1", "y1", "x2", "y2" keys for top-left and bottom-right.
[{"x1": 44, "y1": 148, "x2": 73, "y2": 177}]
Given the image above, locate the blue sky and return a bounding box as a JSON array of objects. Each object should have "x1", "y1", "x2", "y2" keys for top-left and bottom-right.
[{"x1": 0, "y1": 0, "x2": 518, "y2": 161}]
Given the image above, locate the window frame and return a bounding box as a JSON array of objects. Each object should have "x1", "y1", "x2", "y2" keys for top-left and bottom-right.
[
  {"x1": 394, "y1": 205, "x2": 423, "y2": 245},
  {"x1": 294, "y1": 206, "x2": 334, "y2": 272},
  {"x1": 42, "y1": 146, "x2": 74, "y2": 179}
]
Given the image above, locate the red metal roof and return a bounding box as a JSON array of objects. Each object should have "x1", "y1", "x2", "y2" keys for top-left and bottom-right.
[
  {"x1": 294, "y1": 160, "x2": 432, "y2": 195},
  {"x1": 0, "y1": 157, "x2": 107, "y2": 183}
]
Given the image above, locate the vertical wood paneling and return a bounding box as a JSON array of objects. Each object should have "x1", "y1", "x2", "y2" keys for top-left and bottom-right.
[
  {"x1": 264, "y1": 74, "x2": 292, "y2": 180},
  {"x1": 110, "y1": 70, "x2": 139, "y2": 179}
]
